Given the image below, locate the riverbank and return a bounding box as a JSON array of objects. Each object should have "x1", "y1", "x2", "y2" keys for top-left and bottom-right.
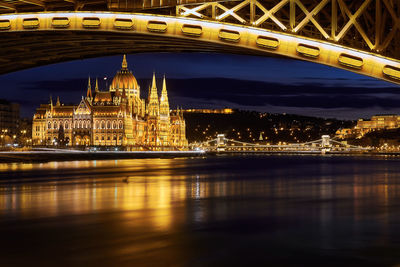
[{"x1": 0, "y1": 150, "x2": 206, "y2": 163}]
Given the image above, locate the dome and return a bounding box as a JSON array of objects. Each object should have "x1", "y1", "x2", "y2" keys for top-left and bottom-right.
[{"x1": 109, "y1": 55, "x2": 139, "y2": 96}]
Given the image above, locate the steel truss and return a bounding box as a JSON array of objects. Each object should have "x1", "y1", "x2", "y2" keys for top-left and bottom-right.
[
  {"x1": 0, "y1": 1, "x2": 399, "y2": 82},
  {"x1": 177, "y1": 0, "x2": 400, "y2": 59}
]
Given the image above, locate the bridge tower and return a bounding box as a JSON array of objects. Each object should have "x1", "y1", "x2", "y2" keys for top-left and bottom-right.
[
  {"x1": 217, "y1": 134, "x2": 226, "y2": 152},
  {"x1": 321, "y1": 135, "x2": 331, "y2": 148}
]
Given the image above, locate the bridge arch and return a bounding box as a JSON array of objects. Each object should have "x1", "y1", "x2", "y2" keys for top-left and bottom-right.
[{"x1": 1, "y1": 11, "x2": 400, "y2": 84}]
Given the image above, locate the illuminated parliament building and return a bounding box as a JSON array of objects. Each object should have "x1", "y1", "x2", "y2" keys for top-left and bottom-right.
[{"x1": 32, "y1": 55, "x2": 187, "y2": 149}]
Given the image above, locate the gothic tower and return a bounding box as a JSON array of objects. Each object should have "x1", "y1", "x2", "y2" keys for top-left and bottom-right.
[
  {"x1": 147, "y1": 72, "x2": 160, "y2": 147},
  {"x1": 86, "y1": 77, "x2": 93, "y2": 103},
  {"x1": 159, "y1": 75, "x2": 170, "y2": 147}
]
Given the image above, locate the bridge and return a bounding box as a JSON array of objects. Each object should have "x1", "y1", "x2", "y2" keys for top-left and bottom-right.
[
  {"x1": 193, "y1": 134, "x2": 369, "y2": 153},
  {"x1": 0, "y1": 0, "x2": 400, "y2": 84}
]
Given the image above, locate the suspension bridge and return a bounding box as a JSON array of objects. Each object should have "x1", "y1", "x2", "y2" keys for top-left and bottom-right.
[{"x1": 193, "y1": 134, "x2": 369, "y2": 154}]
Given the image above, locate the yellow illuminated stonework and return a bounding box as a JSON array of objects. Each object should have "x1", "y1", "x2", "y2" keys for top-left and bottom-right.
[
  {"x1": 32, "y1": 55, "x2": 188, "y2": 150},
  {"x1": 336, "y1": 114, "x2": 400, "y2": 139}
]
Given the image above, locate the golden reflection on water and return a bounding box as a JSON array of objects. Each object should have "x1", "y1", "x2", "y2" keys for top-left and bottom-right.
[
  {"x1": 2, "y1": 157, "x2": 400, "y2": 265},
  {"x1": 0, "y1": 159, "x2": 192, "y2": 231},
  {"x1": 1, "y1": 157, "x2": 400, "y2": 233}
]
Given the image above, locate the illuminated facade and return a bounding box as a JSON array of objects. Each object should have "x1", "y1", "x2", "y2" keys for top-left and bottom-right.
[
  {"x1": 336, "y1": 114, "x2": 400, "y2": 139},
  {"x1": 32, "y1": 55, "x2": 187, "y2": 149},
  {"x1": 356, "y1": 115, "x2": 400, "y2": 132}
]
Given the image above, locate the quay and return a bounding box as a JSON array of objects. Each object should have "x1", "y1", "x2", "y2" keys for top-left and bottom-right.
[{"x1": 0, "y1": 149, "x2": 205, "y2": 163}]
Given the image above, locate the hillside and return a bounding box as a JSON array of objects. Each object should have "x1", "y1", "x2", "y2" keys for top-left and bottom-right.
[{"x1": 183, "y1": 110, "x2": 355, "y2": 144}]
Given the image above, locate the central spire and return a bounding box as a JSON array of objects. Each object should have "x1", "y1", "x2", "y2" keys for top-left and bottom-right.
[
  {"x1": 160, "y1": 75, "x2": 169, "y2": 103},
  {"x1": 148, "y1": 72, "x2": 159, "y2": 117},
  {"x1": 160, "y1": 75, "x2": 170, "y2": 117},
  {"x1": 122, "y1": 54, "x2": 128, "y2": 69}
]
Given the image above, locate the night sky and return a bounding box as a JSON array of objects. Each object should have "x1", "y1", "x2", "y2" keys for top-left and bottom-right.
[{"x1": 1, "y1": 52, "x2": 399, "y2": 120}]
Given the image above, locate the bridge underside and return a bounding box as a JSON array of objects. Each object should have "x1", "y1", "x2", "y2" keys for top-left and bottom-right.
[
  {"x1": 0, "y1": 31, "x2": 270, "y2": 74},
  {"x1": 0, "y1": 11, "x2": 400, "y2": 85}
]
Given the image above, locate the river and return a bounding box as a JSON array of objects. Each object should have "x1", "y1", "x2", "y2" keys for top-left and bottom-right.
[{"x1": 0, "y1": 155, "x2": 400, "y2": 266}]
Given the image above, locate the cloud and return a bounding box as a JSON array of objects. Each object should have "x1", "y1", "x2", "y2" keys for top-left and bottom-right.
[{"x1": 8, "y1": 77, "x2": 400, "y2": 119}]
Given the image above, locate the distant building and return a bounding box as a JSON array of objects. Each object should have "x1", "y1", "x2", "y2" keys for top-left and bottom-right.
[
  {"x1": 356, "y1": 115, "x2": 400, "y2": 133},
  {"x1": 0, "y1": 99, "x2": 20, "y2": 139},
  {"x1": 335, "y1": 128, "x2": 355, "y2": 139},
  {"x1": 32, "y1": 55, "x2": 188, "y2": 149},
  {"x1": 336, "y1": 114, "x2": 400, "y2": 139}
]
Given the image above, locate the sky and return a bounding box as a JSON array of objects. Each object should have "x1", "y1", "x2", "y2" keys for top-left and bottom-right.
[{"x1": 1, "y1": 52, "x2": 399, "y2": 120}]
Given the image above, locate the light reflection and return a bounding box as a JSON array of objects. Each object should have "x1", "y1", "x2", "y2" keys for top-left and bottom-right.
[{"x1": 0, "y1": 157, "x2": 399, "y2": 242}]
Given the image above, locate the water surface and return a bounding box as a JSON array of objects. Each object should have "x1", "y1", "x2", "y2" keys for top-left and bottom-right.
[{"x1": 1, "y1": 155, "x2": 400, "y2": 266}]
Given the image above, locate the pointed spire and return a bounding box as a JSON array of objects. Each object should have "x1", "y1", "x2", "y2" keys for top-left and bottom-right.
[
  {"x1": 56, "y1": 96, "x2": 61, "y2": 106},
  {"x1": 49, "y1": 95, "x2": 53, "y2": 107},
  {"x1": 148, "y1": 72, "x2": 159, "y2": 117},
  {"x1": 122, "y1": 54, "x2": 128, "y2": 69},
  {"x1": 87, "y1": 77, "x2": 92, "y2": 98},
  {"x1": 162, "y1": 74, "x2": 167, "y2": 93},
  {"x1": 149, "y1": 72, "x2": 159, "y2": 100},
  {"x1": 160, "y1": 75, "x2": 169, "y2": 116},
  {"x1": 95, "y1": 78, "x2": 99, "y2": 92},
  {"x1": 151, "y1": 72, "x2": 157, "y2": 89}
]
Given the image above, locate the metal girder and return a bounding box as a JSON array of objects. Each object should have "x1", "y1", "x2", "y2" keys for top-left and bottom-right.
[
  {"x1": 19, "y1": 0, "x2": 46, "y2": 7},
  {"x1": 0, "y1": 2, "x2": 399, "y2": 82},
  {"x1": 176, "y1": 0, "x2": 400, "y2": 59},
  {"x1": 0, "y1": 1, "x2": 16, "y2": 10},
  {"x1": 0, "y1": 1, "x2": 399, "y2": 60},
  {"x1": 0, "y1": 11, "x2": 400, "y2": 86}
]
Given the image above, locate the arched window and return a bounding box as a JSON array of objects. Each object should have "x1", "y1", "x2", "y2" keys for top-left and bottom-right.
[
  {"x1": 86, "y1": 121, "x2": 90, "y2": 128},
  {"x1": 119, "y1": 121, "x2": 123, "y2": 129},
  {"x1": 113, "y1": 135, "x2": 117, "y2": 140},
  {"x1": 65, "y1": 122, "x2": 68, "y2": 129},
  {"x1": 107, "y1": 121, "x2": 111, "y2": 129},
  {"x1": 112, "y1": 121, "x2": 116, "y2": 129},
  {"x1": 107, "y1": 136, "x2": 110, "y2": 140},
  {"x1": 48, "y1": 122, "x2": 51, "y2": 129},
  {"x1": 101, "y1": 136, "x2": 105, "y2": 140},
  {"x1": 95, "y1": 136, "x2": 99, "y2": 140},
  {"x1": 95, "y1": 121, "x2": 99, "y2": 129},
  {"x1": 101, "y1": 121, "x2": 105, "y2": 129}
]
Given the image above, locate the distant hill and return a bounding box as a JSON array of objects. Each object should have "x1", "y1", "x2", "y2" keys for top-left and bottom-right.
[
  {"x1": 183, "y1": 109, "x2": 355, "y2": 143},
  {"x1": 349, "y1": 128, "x2": 400, "y2": 147}
]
